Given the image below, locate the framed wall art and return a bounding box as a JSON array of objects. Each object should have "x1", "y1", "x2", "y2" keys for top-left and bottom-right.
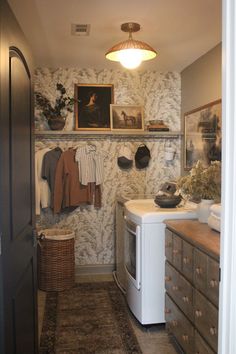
[
  {"x1": 74, "y1": 84, "x2": 114, "y2": 130},
  {"x1": 184, "y1": 99, "x2": 222, "y2": 170},
  {"x1": 110, "y1": 104, "x2": 144, "y2": 131}
]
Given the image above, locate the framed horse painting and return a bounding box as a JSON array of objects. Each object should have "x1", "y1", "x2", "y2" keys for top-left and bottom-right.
[{"x1": 110, "y1": 104, "x2": 144, "y2": 131}]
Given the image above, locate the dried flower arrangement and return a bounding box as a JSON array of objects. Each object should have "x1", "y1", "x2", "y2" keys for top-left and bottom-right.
[
  {"x1": 35, "y1": 83, "x2": 76, "y2": 130},
  {"x1": 177, "y1": 160, "x2": 221, "y2": 201}
]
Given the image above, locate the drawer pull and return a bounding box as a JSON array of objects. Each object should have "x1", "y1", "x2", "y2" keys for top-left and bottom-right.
[
  {"x1": 209, "y1": 279, "x2": 218, "y2": 288},
  {"x1": 182, "y1": 296, "x2": 189, "y2": 303},
  {"x1": 172, "y1": 285, "x2": 178, "y2": 291},
  {"x1": 210, "y1": 327, "x2": 217, "y2": 336},
  {"x1": 195, "y1": 310, "x2": 202, "y2": 318},
  {"x1": 195, "y1": 267, "x2": 202, "y2": 275},
  {"x1": 173, "y1": 249, "x2": 179, "y2": 255},
  {"x1": 183, "y1": 257, "x2": 189, "y2": 264},
  {"x1": 171, "y1": 320, "x2": 178, "y2": 327},
  {"x1": 165, "y1": 308, "x2": 171, "y2": 314},
  {"x1": 165, "y1": 276, "x2": 171, "y2": 282},
  {"x1": 182, "y1": 334, "x2": 189, "y2": 342}
]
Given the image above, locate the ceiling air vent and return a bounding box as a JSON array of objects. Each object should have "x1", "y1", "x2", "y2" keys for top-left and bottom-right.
[{"x1": 71, "y1": 24, "x2": 90, "y2": 36}]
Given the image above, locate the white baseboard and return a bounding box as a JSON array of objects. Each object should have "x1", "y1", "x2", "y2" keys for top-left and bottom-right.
[{"x1": 75, "y1": 264, "x2": 115, "y2": 275}]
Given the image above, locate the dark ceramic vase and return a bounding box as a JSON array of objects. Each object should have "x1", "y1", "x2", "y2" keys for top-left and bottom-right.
[{"x1": 48, "y1": 117, "x2": 65, "y2": 130}]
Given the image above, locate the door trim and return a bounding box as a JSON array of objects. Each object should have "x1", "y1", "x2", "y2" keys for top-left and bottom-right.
[
  {"x1": 9, "y1": 46, "x2": 31, "y2": 79},
  {"x1": 219, "y1": 0, "x2": 236, "y2": 353}
]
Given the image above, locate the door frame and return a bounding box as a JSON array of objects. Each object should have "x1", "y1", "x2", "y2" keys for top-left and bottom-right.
[{"x1": 219, "y1": 0, "x2": 236, "y2": 353}]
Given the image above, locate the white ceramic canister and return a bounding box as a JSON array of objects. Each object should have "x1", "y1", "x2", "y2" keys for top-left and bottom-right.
[
  {"x1": 165, "y1": 147, "x2": 176, "y2": 162},
  {"x1": 197, "y1": 199, "x2": 214, "y2": 223}
]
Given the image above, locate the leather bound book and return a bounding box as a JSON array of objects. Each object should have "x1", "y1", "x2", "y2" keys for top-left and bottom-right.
[{"x1": 147, "y1": 123, "x2": 169, "y2": 131}]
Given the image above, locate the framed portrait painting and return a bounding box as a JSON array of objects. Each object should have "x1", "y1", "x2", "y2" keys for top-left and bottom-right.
[
  {"x1": 110, "y1": 104, "x2": 144, "y2": 131},
  {"x1": 74, "y1": 84, "x2": 114, "y2": 130},
  {"x1": 184, "y1": 99, "x2": 222, "y2": 170}
]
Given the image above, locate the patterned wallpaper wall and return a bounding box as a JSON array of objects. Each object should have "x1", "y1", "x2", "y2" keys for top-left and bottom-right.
[{"x1": 35, "y1": 68, "x2": 181, "y2": 268}]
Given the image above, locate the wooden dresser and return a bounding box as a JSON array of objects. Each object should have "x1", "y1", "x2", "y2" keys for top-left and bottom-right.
[{"x1": 164, "y1": 220, "x2": 220, "y2": 354}]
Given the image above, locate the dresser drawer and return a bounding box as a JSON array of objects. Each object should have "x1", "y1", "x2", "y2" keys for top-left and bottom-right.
[
  {"x1": 178, "y1": 273, "x2": 194, "y2": 322},
  {"x1": 207, "y1": 257, "x2": 219, "y2": 307},
  {"x1": 165, "y1": 229, "x2": 173, "y2": 263},
  {"x1": 166, "y1": 262, "x2": 194, "y2": 323},
  {"x1": 165, "y1": 294, "x2": 194, "y2": 354},
  {"x1": 165, "y1": 293, "x2": 177, "y2": 331},
  {"x1": 194, "y1": 249, "x2": 219, "y2": 307},
  {"x1": 194, "y1": 249, "x2": 207, "y2": 293},
  {"x1": 172, "y1": 234, "x2": 182, "y2": 271},
  {"x1": 165, "y1": 261, "x2": 174, "y2": 294},
  {"x1": 195, "y1": 331, "x2": 215, "y2": 354},
  {"x1": 182, "y1": 240, "x2": 193, "y2": 282},
  {"x1": 165, "y1": 262, "x2": 180, "y2": 303},
  {"x1": 176, "y1": 307, "x2": 195, "y2": 354},
  {"x1": 194, "y1": 290, "x2": 218, "y2": 352}
]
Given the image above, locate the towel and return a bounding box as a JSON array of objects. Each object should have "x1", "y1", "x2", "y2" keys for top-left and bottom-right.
[
  {"x1": 210, "y1": 204, "x2": 221, "y2": 218},
  {"x1": 210, "y1": 212, "x2": 220, "y2": 221},
  {"x1": 208, "y1": 214, "x2": 221, "y2": 232}
]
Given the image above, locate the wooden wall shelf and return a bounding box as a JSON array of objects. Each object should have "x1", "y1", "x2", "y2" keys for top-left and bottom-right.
[{"x1": 35, "y1": 130, "x2": 183, "y2": 140}]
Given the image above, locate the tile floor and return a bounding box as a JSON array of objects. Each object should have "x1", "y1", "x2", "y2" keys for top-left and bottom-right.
[{"x1": 38, "y1": 274, "x2": 179, "y2": 354}]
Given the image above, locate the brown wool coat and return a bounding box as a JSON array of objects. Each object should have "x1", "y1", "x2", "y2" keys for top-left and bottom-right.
[{"x1": 54, "y1": 149, "x2": 101, "y2": 213}]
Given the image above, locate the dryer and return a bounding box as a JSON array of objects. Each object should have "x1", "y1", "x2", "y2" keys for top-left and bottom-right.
[{"x1": 124, "y1": 199, "x2": 197, "y2": 325}]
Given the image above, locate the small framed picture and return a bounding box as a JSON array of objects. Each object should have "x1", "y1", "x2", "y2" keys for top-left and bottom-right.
[
  {"x1": 74, "y1": 84, "x2": 114, "y2": 130},
  {"x1": 184, "y1": 99, "x2": 222, "y2": 170},
  {"x1": 110, "y1": 104, "x2": 144, "y2": 131}
]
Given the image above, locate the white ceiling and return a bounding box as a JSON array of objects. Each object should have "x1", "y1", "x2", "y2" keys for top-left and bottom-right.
[{"x1": 8, "y1": 0, "x2": 221, "y2": 72}]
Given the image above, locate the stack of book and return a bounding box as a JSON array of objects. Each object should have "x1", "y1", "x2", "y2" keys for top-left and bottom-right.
[{"x1": 147, "y1": 120, "x2": 169, "y2": 131}]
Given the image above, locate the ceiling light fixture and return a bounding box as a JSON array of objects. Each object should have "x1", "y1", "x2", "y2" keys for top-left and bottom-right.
[{"x1": 105, "y1": 22, "x2": 157, "y2": 70}]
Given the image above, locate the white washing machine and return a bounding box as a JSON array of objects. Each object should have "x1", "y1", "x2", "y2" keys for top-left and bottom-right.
[{"x1": 124, "y1": 199, "x2": 197, "y2": 325}]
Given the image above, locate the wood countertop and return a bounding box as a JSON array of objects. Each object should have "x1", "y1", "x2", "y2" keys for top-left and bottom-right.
[{"x1": 165, "y1": 219, "x2": 220, "y2": 261}]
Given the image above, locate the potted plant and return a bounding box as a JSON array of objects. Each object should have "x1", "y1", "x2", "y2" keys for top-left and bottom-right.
[
  {"x1": 177, "y1": 160, "x2": 221, "y2": 222},
  {"x1": 35, "y1": 83, "x2": 76, "y2": 130}
]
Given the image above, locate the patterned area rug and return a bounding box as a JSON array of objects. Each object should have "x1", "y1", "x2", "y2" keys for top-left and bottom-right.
[{"x1": 39, "y1": 282, "x2": 142, "y2": 354}]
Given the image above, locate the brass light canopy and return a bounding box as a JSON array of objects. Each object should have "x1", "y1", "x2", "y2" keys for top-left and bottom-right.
[{"x1": 105, "y1": 22, "x2": 157, "y2": 69}]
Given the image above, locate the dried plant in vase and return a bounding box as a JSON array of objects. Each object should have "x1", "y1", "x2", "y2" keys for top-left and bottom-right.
[
  {"x1": 177, "y1": 160, "x2": 221, "y2": 202},
  {"x1": 35, "y1": 83, "x2": 76, "y2": 130}
]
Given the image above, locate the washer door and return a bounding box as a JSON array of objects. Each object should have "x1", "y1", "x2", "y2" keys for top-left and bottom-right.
[{"x1": 124, "y1": 217, "x2": 141, "y2": 290}]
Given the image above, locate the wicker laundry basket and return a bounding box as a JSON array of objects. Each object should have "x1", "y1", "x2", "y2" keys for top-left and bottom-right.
[{"x1": 38, "y1": 229, "x2": 75, "y2": 291}]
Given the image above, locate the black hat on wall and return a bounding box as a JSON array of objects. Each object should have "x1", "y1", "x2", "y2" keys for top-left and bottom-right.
[
  {"x1": 135, "y1": 144, "x2": 151, "y2": 169},
  {"x1": 117, "y1": 146, "x2": 133, "y2": 169}
]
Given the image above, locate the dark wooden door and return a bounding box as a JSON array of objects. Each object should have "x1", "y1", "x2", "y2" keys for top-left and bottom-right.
[{"x1": 0, "y1": 1, "x2": 38, "y2": 353}]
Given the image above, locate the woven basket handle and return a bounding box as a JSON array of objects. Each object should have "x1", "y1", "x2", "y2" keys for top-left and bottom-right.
[{"x1": 37, "y1": 233, "x2": 46, "y2": 248}]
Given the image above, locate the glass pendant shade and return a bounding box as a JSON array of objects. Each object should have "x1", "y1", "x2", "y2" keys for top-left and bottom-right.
[{"x1": 105, "y1": 23, "x2": 157, "y2": 69}]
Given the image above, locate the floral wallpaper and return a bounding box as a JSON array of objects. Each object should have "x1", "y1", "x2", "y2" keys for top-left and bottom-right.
[
  {"x1": 35, "y1": 68, "x2": 180, "y2": 131},
  {"x1": 35, "y1": 68, "x2": 181, "y2": 268}
]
